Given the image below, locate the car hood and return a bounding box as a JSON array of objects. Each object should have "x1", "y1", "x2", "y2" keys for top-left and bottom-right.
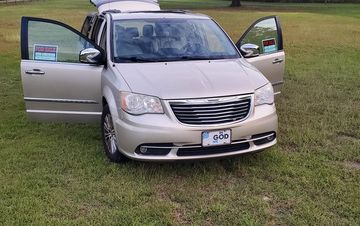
[{"x1": 114, "y1": 59, "x2": 268, "y2": 100}]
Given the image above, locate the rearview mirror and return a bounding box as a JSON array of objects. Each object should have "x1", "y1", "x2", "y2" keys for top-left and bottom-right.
[
  {"x1": 240, "y1": 43, "x2": 260, "y2": 58},
  {"x1": 79, "y1": 48, "x2": 103, "y2": 64}
]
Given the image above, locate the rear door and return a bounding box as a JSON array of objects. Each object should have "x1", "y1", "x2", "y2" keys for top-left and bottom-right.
[
  {"x1": 236, "y1": 16, "x2": 285, "y2": 94},
  {"x1": 20, "y1": 17, "x2": 104, "y2": 122}
]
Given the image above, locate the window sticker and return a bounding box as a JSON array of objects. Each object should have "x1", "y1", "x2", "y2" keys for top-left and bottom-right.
[
  {"x1": 33, "y1": 44, "x2": 58, "y2": 61},
  {"x1": 262, "y1": 38, "x2": 277, "y2": 53}
]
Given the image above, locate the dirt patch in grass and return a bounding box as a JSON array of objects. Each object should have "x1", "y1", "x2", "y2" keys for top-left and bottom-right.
[
  {"x1": 343, "y1": 161, "x2": 360, "y2": 170},
  {"x1": 173, "y1": 206, "x2": 190, "y2": 225},
  {"x1": 154, "y1": 181, "x2": 191, "y2": 225},
  {"x1": 336, "y1": 132, "x2": 359, "y2": 142}
]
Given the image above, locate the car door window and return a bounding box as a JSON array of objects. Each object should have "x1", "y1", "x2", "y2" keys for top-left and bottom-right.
[
  {"x1": 25, "y1": 19, "x2": 99, "y2": 63},
  {"x1": 238, "y1": 17, "x2": 283, "y2": 55}
]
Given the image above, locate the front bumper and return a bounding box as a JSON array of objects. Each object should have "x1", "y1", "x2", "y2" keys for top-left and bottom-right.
[{"x1": 114, "y1": 103, "x2": 278, "y2": 161}]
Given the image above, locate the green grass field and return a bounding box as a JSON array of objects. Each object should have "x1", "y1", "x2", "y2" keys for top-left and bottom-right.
[{"x1": 0, "y1": 0, "x2": 359, "y2": 225}]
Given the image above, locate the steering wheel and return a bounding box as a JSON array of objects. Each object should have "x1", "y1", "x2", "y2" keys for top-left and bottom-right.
[{"x1": 182, "y1": 43, "x2": 195, "y2": 54}]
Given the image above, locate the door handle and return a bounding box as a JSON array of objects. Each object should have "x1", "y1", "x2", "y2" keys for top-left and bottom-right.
[
  {"x1": 25, "y1": 69, "x2": 45, "y2": 75},
  {"x1": 272, "y1": 58, "x2": 283, "y2": 64}
]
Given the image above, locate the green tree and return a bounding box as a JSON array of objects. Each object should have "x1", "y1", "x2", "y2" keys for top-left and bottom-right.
[{"x1": 230, "y1": 0, "x2": 241, "y2": 7}]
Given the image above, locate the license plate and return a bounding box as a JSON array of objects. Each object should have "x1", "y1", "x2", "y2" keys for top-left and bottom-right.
[{"x1": 202, "y1": 129, "x2": 231, "y2": 147}]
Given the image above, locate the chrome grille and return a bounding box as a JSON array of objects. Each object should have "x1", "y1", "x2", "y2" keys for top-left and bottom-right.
[{"x1": 170, "y1": 95, "x2": 252, "y2": 125}]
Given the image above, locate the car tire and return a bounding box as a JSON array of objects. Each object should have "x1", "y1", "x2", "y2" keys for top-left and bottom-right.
[{"x1": 101, "y1": 105, "x2": 128, "y2": 163}]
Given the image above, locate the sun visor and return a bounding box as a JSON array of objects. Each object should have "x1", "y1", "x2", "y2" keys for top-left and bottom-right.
[{"x1": 90, "y1": 0, "x2": 160, "y2": 13}]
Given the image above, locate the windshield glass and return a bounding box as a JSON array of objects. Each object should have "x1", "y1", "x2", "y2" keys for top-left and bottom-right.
[{"x1": 112, "y1": 18, "x2": 240, "y2": 63}]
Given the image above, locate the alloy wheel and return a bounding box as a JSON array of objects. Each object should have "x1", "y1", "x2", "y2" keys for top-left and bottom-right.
[{"x1": 103, "y1": 113, "x2": 117, "y2": 154}]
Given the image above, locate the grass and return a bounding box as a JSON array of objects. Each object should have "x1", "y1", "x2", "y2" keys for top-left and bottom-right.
[{"x1": 0, "y1": 0, "x2": 359, "y2": 225}]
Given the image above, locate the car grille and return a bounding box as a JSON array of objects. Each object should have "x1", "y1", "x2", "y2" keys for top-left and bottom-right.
[{"x1": 170, "y1": 95, "x2": 252, "y2": 125}]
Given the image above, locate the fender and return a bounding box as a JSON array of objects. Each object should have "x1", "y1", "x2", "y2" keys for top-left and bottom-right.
[{"x1": 102, "y1": 85, "x2": 120, "y2": 119}]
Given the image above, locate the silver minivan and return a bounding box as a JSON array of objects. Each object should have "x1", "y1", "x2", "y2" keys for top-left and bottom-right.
[{"x1": 20, "y1": 0, "x2": 285, "y2": 162}]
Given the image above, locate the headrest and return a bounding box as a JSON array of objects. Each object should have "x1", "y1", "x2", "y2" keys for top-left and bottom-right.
[
  {"x1": 155, "y1": 24, "x2": 164, "y2": 36},
  {"x1": 115, "y1": 25, "x2": 126, "y2": 39},
  {"x1": 143, "y1": 24, "x2": 154, "y2": 37},
  {"x1": 126, "y1": 27, "x2": 139, "y2": 38}
]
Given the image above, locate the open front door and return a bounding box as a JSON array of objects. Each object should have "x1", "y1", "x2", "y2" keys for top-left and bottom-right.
[
  {"x1": 20, "y1": 17, "x2": 104, "y2": 122},
  {"x1": 236, "y1": 16, "x2": 285, "y2": 94}
]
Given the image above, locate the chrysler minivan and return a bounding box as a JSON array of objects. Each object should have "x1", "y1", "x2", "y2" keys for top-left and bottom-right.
[{"x1": 20, "y1": 0, "x2": 285, "y2": 162}]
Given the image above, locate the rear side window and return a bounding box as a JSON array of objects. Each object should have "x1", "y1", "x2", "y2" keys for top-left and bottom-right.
[{"x1": 81, "y1": 14, "x2": 95, "y2": 37}]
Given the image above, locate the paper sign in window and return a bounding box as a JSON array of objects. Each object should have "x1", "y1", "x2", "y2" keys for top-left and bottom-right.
[
  {"x1": 262, "y1": 38, "x2": 277, "y2": 53},
  {"x1": 33, "y1": 44, "x2": 58, "y2": 61}
]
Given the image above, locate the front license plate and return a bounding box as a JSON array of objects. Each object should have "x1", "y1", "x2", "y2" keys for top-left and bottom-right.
[{"x1": 202, "y1": 129, "x2": 231, "y2": 147}]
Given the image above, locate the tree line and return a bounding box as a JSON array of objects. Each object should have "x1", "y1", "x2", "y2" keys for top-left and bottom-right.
[{"x1": 230, "y1": 0, "x2": 359, "y2": 6}]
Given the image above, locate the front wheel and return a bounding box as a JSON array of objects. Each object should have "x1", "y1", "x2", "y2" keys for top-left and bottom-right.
[{"x1": 101, "y1": 105, "x2": 128, "y2": 163}]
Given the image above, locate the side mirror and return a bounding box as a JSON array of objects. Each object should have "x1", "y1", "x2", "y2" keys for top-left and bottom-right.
[
  {"x1": 79, "y1": 48, "x2": 103, "y2": 64},
  {"x1": 240, "y1": 43, "x2": 260, "y2": 58}
]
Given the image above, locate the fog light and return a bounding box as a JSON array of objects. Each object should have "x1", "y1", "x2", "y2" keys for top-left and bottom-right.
[
  {"x1": 252, "y1": 132, "x2": 276, "y2": 146},
  {"x1": 139, "y1": 147, "x2": 148, "y2": 154},
  {"x1": 135, "y1": 144, "x2": 173, "y2": 156}
]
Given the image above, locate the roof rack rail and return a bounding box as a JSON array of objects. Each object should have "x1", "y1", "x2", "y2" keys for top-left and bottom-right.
[{"x1": 101, "y1": 9, "x2": 122, "y2": 14}]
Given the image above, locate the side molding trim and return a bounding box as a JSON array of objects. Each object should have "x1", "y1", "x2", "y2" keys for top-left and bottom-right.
[
  {"x1": 24, "y1": 97, "x2": 98, "y2": 104},
  {"x1": 26, "y1": 110, "x2": 102, "y2": 115}
]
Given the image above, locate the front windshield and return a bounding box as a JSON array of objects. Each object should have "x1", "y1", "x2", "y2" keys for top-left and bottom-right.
[{"x1": 112, "y1": 18, "x2": 240, "y2": 63}]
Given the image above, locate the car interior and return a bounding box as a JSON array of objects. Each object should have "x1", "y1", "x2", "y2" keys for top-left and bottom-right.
[{"x1": 114, "y1": 22, "x2": 207, "y2": 58}]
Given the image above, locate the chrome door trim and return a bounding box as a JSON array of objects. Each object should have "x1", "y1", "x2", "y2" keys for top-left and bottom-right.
[
  {"x1": 26, "y1": 109, "x2": 102, "y2": 115},
  {"x1": 24, "y1": 97, "x2": 98, "y2": 104},
  {"x1": 21, "y1": 59, "x2": 104, "y2": 66},
  {"x1": 272, "y1": 58, "x2": 284, "y2": 64},
  {"x1": 25, "y1": 69, "x2": 45, "y2": 75}
]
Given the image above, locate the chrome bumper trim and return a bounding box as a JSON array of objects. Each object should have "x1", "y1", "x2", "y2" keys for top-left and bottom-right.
[{"x1": 141, "y1": 132, "x2": 275, "y2": 149}]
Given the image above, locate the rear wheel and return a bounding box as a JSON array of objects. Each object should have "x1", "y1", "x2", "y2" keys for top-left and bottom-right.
[{"x1": 101, "y1": 105, "x2": 128, "y2": 163}]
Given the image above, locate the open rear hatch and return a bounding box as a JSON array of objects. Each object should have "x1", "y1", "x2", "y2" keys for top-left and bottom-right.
[{"x1": 90, "y1": 0, "x2": 160, "y2": 13}]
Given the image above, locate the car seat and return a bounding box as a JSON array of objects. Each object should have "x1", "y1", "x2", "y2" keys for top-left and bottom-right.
[
  {"x1": 116, "y1": 26, "x2": 143, "y2": 56},
  {"x1": 139, "y1": 24, "x2": 157, "y2": 54}
]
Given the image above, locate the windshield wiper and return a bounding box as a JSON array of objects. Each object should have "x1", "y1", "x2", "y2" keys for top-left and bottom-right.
[
  {"x1": 114, "y1": 56, "x2": 228, "y2": 63},
  {"x1": 179, "y1": 56, "x2": 222, "y2": 61},
  {"x1": 114, "y1": 57, "x2": 160, "y2": 63}
]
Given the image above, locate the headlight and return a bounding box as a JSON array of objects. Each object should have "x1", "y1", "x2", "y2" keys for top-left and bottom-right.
[
  {"x1": 120, "y1": 92, "x2": 164, "y2": 115},
  {"x1": 254, "y1": 83, "x2": 274, "y2": 106}
]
